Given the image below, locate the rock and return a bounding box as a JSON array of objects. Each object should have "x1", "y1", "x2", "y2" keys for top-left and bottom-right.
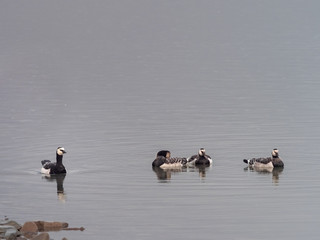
[
  {"x1": 21, "y1": 221, "x2": 38, "y2": 233},
  {"x1": 22, "y1": 231, "x2": 38, "y2": 239},
  {"x1": 5, "y1": 228, "x2": 18, "y2": 240},
  {"x1": 43, "y1": 221, "x2": 68, "y2": 230},
  {"x1": 0, "y1": 219, "x2": 79, "y2": 240},
  {"x1": 16, "y1": 237, "x2": 29, "y2": 240},
  {"x1": 0, "y1": 225, "x2": 18, "y2": 240},
  {"x1": 21, "y1": 221, "x2": 38, "y2": 239},
  {"x1": 31, "y1": 232, "x2": 50, "y2": 240},
  {"x1": 15, "y1": 237, "x2": 29, "y2": 240},
  {"x1": 34, "y1": 221, "x2": 68, "y2": 231},
  {"x1": 34, "y1": 221, "x2": 44, "y2": 231},
  {"x1": 0, "y1": 220, "x2": 22, "y2": 230}
]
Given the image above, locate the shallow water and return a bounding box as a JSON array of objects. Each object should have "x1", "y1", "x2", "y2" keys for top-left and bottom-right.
[{"x1": 1, "y1": 1, "x2": 320, "y2": 239}]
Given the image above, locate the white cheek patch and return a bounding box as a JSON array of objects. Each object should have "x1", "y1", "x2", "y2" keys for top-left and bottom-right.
[
  {"x1": 198, "y1": 149, "x2": 206, "y2": 156},
  {"x1": 57, "y1": 148, "x2": 65, "y2": 155}
]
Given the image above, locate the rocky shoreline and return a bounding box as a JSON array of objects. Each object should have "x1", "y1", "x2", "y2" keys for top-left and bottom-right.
[{"x1": 0, "y1": 219, "x2": 84, "y2": 240}]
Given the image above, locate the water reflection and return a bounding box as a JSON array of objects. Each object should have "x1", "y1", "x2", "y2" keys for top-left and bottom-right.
[
  {"x1": 187, "y1": 166, "x2": 209, "y2": 179},
  {"x1": 153, "y1": 166, "x2": 210, "y2": 181},
  {"x1": 152, "y1": 166, "x2": 187, "y2": 181},
  {"x1": 42, "y1": 174, "x2": 66, "y2": 201},
  {"x1": 244, "y1": 167, "x2": 284, "y2": 185}
]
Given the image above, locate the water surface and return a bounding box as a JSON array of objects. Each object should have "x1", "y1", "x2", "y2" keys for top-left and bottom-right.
[{"x1": 1, "y1": 1, "x2": 320, "y2": 239}]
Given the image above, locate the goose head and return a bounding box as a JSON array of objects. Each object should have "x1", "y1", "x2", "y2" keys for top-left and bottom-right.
[
  {"x1": 198, "y1": 148, "x2": 206, "y2": 157},
  {"x1": 272, "y1": 148, "x2": 279, "y2": 158},
  {"x1": 57, "y1": 147, "x2": 67, "y2": 156},
  {"x1": 156, "y1": 150, "x2": 171, "y2": 158}
]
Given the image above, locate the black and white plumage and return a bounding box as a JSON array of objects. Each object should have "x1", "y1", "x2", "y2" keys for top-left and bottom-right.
[
  {"x1": 41, "y1": 147, "x2": 67, "y2": 174},
  {"x1": 243, "y1": 148, "x2": 284, "y2": 169},
  {"x1": 152, "y1": 150, "x2": 187, "y2": 169},
  {"x1": 187, "y1": 148, "x2": 213, "y2": 166}
]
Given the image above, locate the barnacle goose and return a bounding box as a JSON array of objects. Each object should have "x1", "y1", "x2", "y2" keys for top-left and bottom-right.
[
  {"x1": 187, "y1": 148, "x2": 213, "y2": 166},
  {"x1": 243, "y1": 148, "x2": 284, "y2": 168},
  {"x1": 152, "y1": 150, "x2": 187, "y2": 169},
  {"x1": 41, "y1": 147, "x2": 67, "y2": 174}
]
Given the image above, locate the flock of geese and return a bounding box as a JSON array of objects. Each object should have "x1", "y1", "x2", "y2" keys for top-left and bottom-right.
[
  {"x1": 40, "y1": 147, "x2": 284, "y2": 176},
  {"x1": 152, "y1": 147, "x2": 284, "y2": 170}
]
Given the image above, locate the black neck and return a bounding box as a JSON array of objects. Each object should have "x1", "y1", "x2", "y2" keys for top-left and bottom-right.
[{"x1": 56, "y1": 154, "x2": 63, "y2": 165}]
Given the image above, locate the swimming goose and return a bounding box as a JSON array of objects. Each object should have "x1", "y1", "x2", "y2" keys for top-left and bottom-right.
[
  {"x1": 152, "y1": 150, "x2": 187, "y2": 169},
  {"x1": 41, "y1": 147, "x2": 67, "y2": 174},
  {"x1": 243, "y1": 148, "x2": 284, "y2": 168},
  {"x1": 187, "y1": 148, "x2": 213, "y2": 166}
]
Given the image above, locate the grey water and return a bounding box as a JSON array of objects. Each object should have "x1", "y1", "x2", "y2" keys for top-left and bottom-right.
[{"x1": 1, "y1": 1, "x2": 320, "y2": 239}]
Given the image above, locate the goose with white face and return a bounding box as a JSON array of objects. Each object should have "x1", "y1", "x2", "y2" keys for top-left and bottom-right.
[
  {"x1": 187, "y1": 148, "x2": 213, "y2": 166},
  {"x1": 243, "y1": 148, "x2": 284, "y2": 169},
  {"x1": 57, "y1": 147, "x2": 67, "y2": 156},
  {"x1": 41, "y1": 147, "x2": 67, "y2": 175}
]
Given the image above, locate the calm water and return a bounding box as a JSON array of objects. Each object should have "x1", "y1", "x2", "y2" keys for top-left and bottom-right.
[{"x1": 1, "y1": 1, "x2": 320, "y2": 239}]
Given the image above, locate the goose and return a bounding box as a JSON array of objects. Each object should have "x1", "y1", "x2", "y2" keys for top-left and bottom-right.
[
  {"x1": 152, "y1": 150, "x2": 187, "y2": 169},
  {"x1": 41, "y1": 147, "x2": 67, "y2": 174},
  {"x1": 243, "y1": 148, "x2": 284, "y2": 169},
  {"x1": 187, "y1": 148, "x2": 212, "y2": 166}
]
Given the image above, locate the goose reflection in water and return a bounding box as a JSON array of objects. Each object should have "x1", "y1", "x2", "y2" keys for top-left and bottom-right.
[
  {"x1": 153, "y1": 165, "x2": 211, "y2": 181},
  {"x1": 152, "y1": 166, "x2": 187, "y2": 181},
  {"x1": 244, "y1": 166, "x2": 284, "y2": 184},
  {"x1": 187, "y1": 165, "x2": 211, "y2": 179},
  {"x1": 42, "y1": 173, "x2": 66, "y2": 201}
]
